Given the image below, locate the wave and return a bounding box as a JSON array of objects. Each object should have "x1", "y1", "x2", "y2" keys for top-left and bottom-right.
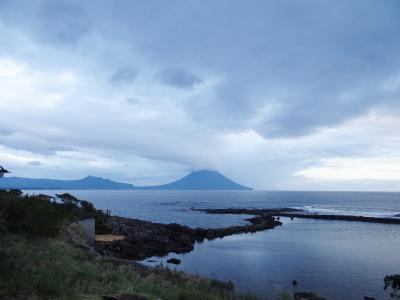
[{"x1": 290, "y1": 205, "x2": 400, "y2": 218}]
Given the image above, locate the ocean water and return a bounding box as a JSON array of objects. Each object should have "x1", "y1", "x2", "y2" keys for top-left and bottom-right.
[{"x1": 31, "y1": 190, "x2": 400, "y2": 299}]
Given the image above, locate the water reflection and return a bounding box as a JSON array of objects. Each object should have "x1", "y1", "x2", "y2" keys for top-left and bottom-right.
[{"x1": 142, "y1": 218, "x2": 400, "y2": 300}]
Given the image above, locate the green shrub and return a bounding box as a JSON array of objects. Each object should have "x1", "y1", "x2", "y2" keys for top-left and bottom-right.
[
  {"x1": 4, "y1": 194, "x2": 69, "y2": 236},
  {"x1": 385, "y1": 274, "x2": 400, "y2": 298},
  {"x1": 0, "y1": 190, "x2": 102, "y2": 237}
]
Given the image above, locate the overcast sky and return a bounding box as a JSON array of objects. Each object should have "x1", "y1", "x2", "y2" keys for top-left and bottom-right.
[{"x1": 1, "y1": 0, "x2": 400, "y2": 190}]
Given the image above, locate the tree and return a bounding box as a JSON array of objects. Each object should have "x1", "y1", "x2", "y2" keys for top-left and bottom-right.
[
  {"x1": 385, "y1": 275, "x2": 400, "y2": 298},
  {"x1": 0, "y1": 165, "x2": 10, "y2": 178},
  {"x1": 55, "y1": 193, "x2": 80, "y2": 206}
]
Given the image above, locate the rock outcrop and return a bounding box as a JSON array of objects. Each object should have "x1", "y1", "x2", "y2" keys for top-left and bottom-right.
[
  {"x1": 167, "y1": 258, "x2": 181, "y2": 265},
  {"x1": 194, "y1": 208, "x2": 400, "y2": 225},
  {"x1": 95, "y1": 215, "x2": 281, "y2": 260}
]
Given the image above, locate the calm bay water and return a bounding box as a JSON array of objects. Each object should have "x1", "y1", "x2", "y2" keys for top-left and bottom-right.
[{"x1": 32, "y1": 190, "x2": 400, "y2": 299}]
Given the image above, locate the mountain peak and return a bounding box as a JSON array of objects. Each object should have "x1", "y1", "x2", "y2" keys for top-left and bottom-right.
[
  {"x1": 143, "y1": 170, "x2": 251, "y2": 190},
  {"x1": 82, "y1": 175, "x2": 104, "y2": 181},
  {"x1": 189, "y1": 170, "x2": 220, "y2": 175}
]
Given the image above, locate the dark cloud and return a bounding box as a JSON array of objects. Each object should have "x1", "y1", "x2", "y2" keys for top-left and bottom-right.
[
  {"x1": 110, "y1": 66, "x2": 137, "y2": 85},
  {"x1": 156, "y1": 68, "x2": 202, "y2": 89},
  {"x1": 1, "y1": 0, "x2": 400, "y2": 188},
  {"x1": 97, "y1": 0, "x2": 400, "y2": 137},
  {"x1": 37, "y1": 1, "x2": 90, "y2": 45},
  {"x1": 0, "y1": 133, "x2": 74, "y2": 156},
  {"x1": 0, "y1": 128, "x2": 15, "y2": 136},
  {"x1": 124, "y1": 98, "x2": 140, "y2": 105},
  {"x1": 0, "y1": 0, "x2": 90, "y2": 46}
]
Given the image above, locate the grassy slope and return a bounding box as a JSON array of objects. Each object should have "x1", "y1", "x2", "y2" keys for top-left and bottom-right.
[{"x1": 0, "y1": 233, "x2": 262, "y2": 300}]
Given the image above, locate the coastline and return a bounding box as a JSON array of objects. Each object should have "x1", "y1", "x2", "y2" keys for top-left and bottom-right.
[
  {"x1": 95, "y1": 214, "x2": 282, "y2": 260},
  {"x1": 0, "y1": 188, "x2": 273, "y2": 300},
  {"x1": 1, "y1": 189, "x2": 398, "y2": 300},
  {"x1": 193, "y1": 208, "x2": 400, "y2": 225},
  {"x1": 92, "y1": 207, "x2": 400, "y2": 300}
]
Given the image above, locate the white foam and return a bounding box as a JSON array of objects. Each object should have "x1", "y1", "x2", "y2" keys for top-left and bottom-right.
[{"x1": 290, "y1": 205, "x2": 400, "y2": 218}]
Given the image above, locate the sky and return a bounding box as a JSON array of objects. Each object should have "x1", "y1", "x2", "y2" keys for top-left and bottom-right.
[{"x1": 1, "y1": 0, "x2": 400, "y2": 190}]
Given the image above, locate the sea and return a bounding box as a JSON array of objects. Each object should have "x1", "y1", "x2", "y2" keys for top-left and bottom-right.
[{"x1": 29, "y1": 190, "x2": 400, "y2": 300}]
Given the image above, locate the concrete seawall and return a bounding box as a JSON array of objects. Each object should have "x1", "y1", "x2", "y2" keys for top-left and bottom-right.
[{"x1": 78, "y1": 218, "x2": 95, "y2": 245}]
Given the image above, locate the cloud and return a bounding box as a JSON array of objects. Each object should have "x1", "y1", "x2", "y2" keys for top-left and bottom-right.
[
  {"x1": 156, "y1": 68, "x2": 202, "y2": 89},
  {"x1": 110, "y1": 66, "x2": 137, "y2": 85},
  {"x1": 0, "y1": 1, "x2": 400, "y2": 189},
  {"x1": 28, "y1": 161, "x2": 41, "y2": 166},
  {"x1": 0, "y1": 1, "x2": 90, "y2": 47},
  {"x1": 36, "y1": 0, "x2": 90, "y2": 46},
  {"x1": 296, "y1": 157, "x2": 400, "y2": 181}
]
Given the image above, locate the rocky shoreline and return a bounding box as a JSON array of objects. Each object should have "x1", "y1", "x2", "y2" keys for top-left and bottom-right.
[
  {"x1": 95, "y1": 214, "x2": 282, "y2": 260},
  {"x1": 94, "y1": 207, "x2": 400, "y2": 261},
  {"x1": 193, "y1": 208, "x2": 400, "y2": 224}
]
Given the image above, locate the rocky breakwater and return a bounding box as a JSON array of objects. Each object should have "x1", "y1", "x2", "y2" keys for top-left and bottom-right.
[
  {"x1": 95, "y1": 214, "x2": 282, "y2": 260},
  {"x1": 194, "y1": 208, "x2": 400, "y2": 225}
]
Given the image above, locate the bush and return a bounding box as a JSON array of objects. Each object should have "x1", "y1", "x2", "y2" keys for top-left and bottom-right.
[
  {"x1": 4, "y1": 194, "x2": 69, "y2": 237},
  {"x1": 0, "y1": 190, "x2": 102, "y2": 237},
  {"x1": 385, "y1": 275, "x2": 400, "y2": 298}
]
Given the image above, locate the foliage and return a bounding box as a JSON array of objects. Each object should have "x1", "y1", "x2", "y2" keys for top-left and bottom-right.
[
  {"x1": 385, "y1": 275, "x2": 400, "y2": 298},
  {"x1": 209, "y1": 278, "x2": 234, "y2": 299},
  {"x1": 0, "y1": 165, "x2": 9, "y2": 178},
  {"x1": 56, "y1": 193, "x2": 80, "y2": 206},
  {"x1": 0, "y1": 189, "x2": 102, "y2": 237}
]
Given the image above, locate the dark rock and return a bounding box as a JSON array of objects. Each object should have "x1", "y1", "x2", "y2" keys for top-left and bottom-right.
[
  {"x1": 277, "y1": 213, "x2": 400, "y2": 224},
  {"x1": 103, "y1": 294, "x2": 148, "y2": 300},
  {"x1": 95, "y1": 214, "x2": 281, "y2": 261},
  {"x1": 96, "y1": 220, "x2": 113, "y2": 234},
  {"x1": 193, "y1": 207, "x2": 302, "y2": 215},
  {"x1": 118, "y1": 294, "x2": 148, "y2": 300},
  {"x1": 167, "y1": 258, "x2": 181, "y2": 265},
  {"x1": 194, "y1": 208, "x2": 400, "y2": 225},
  {"x1": 294, "y1": 292, "x2": 326, "y2": 300}
]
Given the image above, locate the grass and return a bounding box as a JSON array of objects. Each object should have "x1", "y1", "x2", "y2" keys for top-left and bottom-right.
[
  {"x1": 0, "y1": 232, "x2": 267, "y2": 300},
  {"x1": 1, "y1": 233, "x2": 137, "y2": 299}
]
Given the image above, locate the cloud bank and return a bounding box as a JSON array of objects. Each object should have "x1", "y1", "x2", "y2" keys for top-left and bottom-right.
[{"x1": 0, "y1": 0, "x2": 400, "y2": 190}]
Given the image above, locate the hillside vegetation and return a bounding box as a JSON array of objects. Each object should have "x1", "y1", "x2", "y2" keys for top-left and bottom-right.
[{"x1": 0, "y1": 189, "x2": 263, "y2": 300}]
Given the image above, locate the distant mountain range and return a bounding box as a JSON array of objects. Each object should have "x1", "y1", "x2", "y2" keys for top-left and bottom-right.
[
  {"x1": 0, "y1": 170, "x2": 251, "y2": 190},
  {"x1": 0, "y1": 175, "x2": 134, "y2": 190}
]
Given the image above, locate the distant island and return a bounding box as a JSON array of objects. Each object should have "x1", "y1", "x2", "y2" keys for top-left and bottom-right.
[{"x1": 0, "y1": 170, "x2": 252, "y2": 190}]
